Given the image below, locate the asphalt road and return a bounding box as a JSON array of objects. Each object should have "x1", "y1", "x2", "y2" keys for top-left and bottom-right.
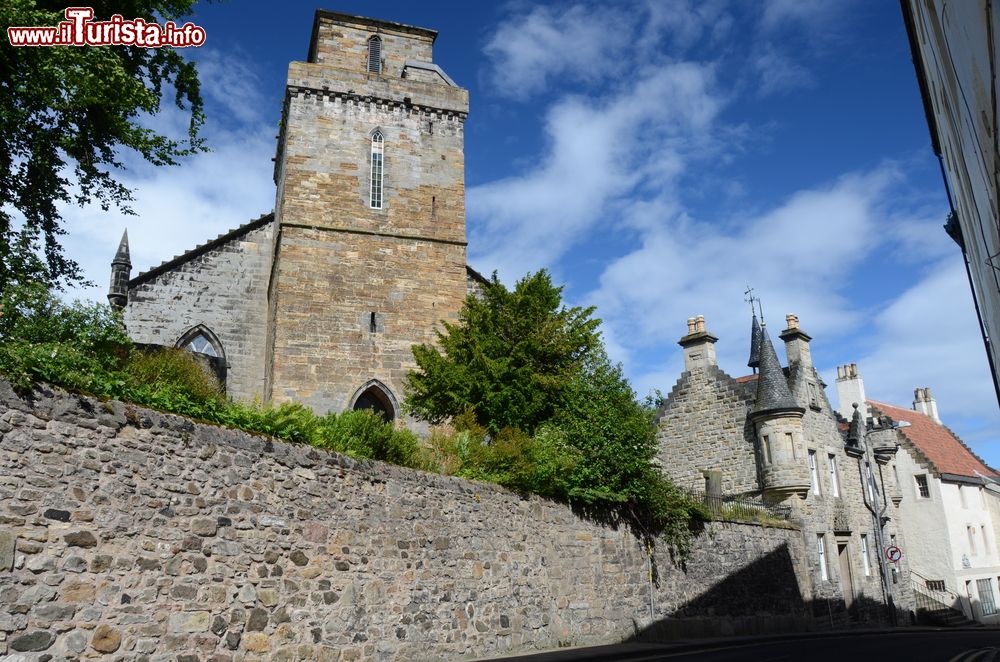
[{"x1": 482, "y1": 629, "x2": 1000, "y2": 662}]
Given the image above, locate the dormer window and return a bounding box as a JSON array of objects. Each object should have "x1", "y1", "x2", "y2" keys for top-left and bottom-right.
[{"x1": 367, "y1": 36, "x2": 382, "y2": 73}]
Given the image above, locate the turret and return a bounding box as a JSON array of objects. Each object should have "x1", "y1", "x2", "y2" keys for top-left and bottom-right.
[
  {"x1": 751, "y1": 324, "x2": 809, "y2": 502},
  {"x1": 678, "y1": 315, "x2": 718, "y2": 372},
  {"x1": 107, "y1": 230, "x2": 131, "y2": 309}
]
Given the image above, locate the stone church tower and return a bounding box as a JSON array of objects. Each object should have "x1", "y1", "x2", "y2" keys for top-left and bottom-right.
[
  {"x1": 114, "y1": 11, "x2": 479, "y2": 421},
  {"x1": 266, "y1": 11, "x2": 471, "y2": 418}
]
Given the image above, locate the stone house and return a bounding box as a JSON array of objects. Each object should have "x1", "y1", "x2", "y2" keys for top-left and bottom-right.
[
  {"x1": 106, "y1": 10, "x2": 485, "y2": 424},
  {"x1": 655, "y1": 314, "x2": 913, "y2": 622},
  {"x1": 835, "y1": 367, "x2": 1000, "y2": 624}
]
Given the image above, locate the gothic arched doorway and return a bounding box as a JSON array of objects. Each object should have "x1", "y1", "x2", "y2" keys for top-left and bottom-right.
[{"x1": 350, "y1": 380, "x2": 396, "y2": 422}]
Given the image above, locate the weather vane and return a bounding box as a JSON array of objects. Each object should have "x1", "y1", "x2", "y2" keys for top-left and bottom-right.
[{"x1": 744, "y1": 286, "x2": 764, "y2": 324}]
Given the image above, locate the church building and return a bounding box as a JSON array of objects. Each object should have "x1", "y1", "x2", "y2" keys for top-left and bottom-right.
[{"x1": 107, "y1": 10, "x2": 485, "y2": 422}]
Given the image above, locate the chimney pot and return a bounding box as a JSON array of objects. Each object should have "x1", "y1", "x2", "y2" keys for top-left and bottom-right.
[{"x1": 786, "y1": 314, "x2": 799, "y2": 329}]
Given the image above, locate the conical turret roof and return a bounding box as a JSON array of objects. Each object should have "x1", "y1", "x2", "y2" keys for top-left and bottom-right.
[
  {"x1": 748, "y1": 314, "x2": 762, "y2": 370},
  {"x1": 752, "y1": 325, "x2": 800, "y2": 415},
  {"x1": 112, "y1": 230, "x2": 131, "y2": 268}
]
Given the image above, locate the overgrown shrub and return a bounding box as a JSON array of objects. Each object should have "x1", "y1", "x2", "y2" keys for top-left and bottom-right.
[{"x1": 316, "y1": 409, "x2": 421, "y2": 467}]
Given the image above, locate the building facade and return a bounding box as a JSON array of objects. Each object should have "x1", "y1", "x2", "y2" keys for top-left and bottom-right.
[
  {"x1": 655, "y1": 314, "x2": 912, "y2": 622},
  {"x1": 110, "y1": 11, "x2": 485, "y2": 421},
  {"x1": 901, "y1": 0, "x2": 1000, "y2": 407},
  {"x1": 835, "y1": 366, "x2": 1000, "y2": 624}
]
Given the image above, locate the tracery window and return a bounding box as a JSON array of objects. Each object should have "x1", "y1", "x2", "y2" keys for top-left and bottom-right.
[
  {"x1": 176, "y1": 325, "x2": 223, "y2": 359},
  {"x1": 370, "y1": 131, "x2": 384, "y2": 209}
]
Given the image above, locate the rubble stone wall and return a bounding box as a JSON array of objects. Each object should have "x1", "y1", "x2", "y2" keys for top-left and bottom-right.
[{"x1": 0, "y1": 382, "x2": 806, "y2": 662}]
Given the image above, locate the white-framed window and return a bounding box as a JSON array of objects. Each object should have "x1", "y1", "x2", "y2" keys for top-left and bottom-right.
[
  {"x1": 370, "y1": 130, "x2": 384, "y2": 209},
  {"x1": 828, "y1": 454, "x2": 840, "y2": 498},
  {"x1": 979, "y1": 578, "x2": 998, "y2": 616},
  {"x1": 367, "y1": 35, "x2": 382, "y2": 73},
  {"x1": 817, "y1": 533, "x2": 829, "y2": 581},
  {"x1": 864, "y1": 462, "x2": 876, "y2": 502},
  {"x1": 915, "y1": 474, "x2": 930, "y2": 499},
  {"x1": 808, "y1": 450, "x2": 820, "y2": 495},
  {"x1": 860, "y1": 534, "x2": 872, "y2": 576}
]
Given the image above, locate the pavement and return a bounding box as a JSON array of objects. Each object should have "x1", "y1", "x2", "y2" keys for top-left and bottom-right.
[{"x1": 466, "y1": 625, "x2": 1000, "y2": 661}]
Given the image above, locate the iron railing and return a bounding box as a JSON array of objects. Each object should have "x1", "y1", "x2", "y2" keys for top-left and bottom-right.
[{"x1": 687, "y1": 490, "x2": 792, "y2": 523}]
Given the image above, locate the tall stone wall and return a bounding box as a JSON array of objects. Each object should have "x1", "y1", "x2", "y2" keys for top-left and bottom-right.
[
  {"x1": 267, "y1": 14, "x2": 470, "y2": 418},
  {"x1": 0, "y1": 381, "x2": 809, "y2": 661},
  {"x1": 125, "y1": 220, "x2": 274, "y2": 404},
  {"x1": 655, "y1": 366, "x2": 759, "y2": 495}
]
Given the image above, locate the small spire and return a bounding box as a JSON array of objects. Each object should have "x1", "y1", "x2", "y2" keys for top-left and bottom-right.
[
  {"x1": 748, "y1": 313, "x2": 762, "y2": 371},
  {"x1": 752, "y1": 325, "x2": 799, "y2": 414},
  {"x1": 108, "y1": 229, "x2": 132, "y2": 309},
  {"x1": 845, "y1": 402, "x2": 866, "y2": 458},
  {"x1": 112, "y1": 229, "x2": 131, "y2": 268}
]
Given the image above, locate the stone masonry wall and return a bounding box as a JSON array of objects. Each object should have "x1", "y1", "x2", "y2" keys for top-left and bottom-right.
[
  {"x1": 268, "y1": 27, "x2": 469, "y2": 417},
  {"x1": 655, "y1": 366, "x2": 759, "y2": 495},
  {"x1": 784, "y1": 363, "x2": 913, "y2": 612},
  {"x1": 0, "y1": 381, "x2": 807, "y2": 661},
  {"x1": 125, "y1": 221, "x2": 274, "y2": 404}
]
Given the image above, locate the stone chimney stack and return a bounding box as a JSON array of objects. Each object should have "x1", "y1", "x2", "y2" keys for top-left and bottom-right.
[
  {"x1": 778, "y1": 313, "x2": 813, "y2": 370},
  {"x1": 835, "y1": 363, "x2": 867, "y2": 421},
  {"x1": 678, "y1": 315, "x2": 718, "y2": 372},
  {"x1": 913, "y1": 387, "x2": 942, "y2": 423}
]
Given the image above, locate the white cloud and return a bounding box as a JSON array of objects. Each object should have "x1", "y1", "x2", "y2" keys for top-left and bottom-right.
[
  {"x1": 591, "y1": 168, "x2": 897, "y2": 383},
  {"x1": 751, "y1": 47, "x2": 814, "y2": 96},
  {"x1": 469, "y1": 62, "x2": 722, "y2": 281},
  {"x1": 850, "y1": 260, "x2": 1000, "y2": 428},
  {"x1": 760, "y1": 0, "x2": 843, "y2": 32},
  {"x1": 60, "y1": 49, "x2": 275, "y2": 304},
  {"x1": 483, "y1": 4, "x2": 631, "y2": 99}
]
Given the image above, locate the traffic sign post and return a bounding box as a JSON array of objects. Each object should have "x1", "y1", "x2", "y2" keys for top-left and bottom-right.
[{"x1": 885, "y1": 545, "x2": 902, "y2": 563}]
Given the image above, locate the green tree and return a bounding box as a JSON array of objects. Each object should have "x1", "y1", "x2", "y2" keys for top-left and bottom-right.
[
  {"x1": 406, "y1": 270, "x2": 600, "y2": 433},
  {"x1": 406, "y1": 270, "x2": 704, "y2": 544},
  {"x1": 0, "y1": 0, "x2": 206, "y2": 293}
]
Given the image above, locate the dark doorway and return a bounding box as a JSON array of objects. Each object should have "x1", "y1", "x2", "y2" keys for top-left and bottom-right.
[{"x1": 353, "y1": 385, "x2": 395, "y2": 422}]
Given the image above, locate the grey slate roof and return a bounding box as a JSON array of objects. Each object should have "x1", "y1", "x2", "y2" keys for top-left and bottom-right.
[
  {"x1": 128, "y1": 213, "x2": 274, "y2": 288},
  {"x1": 127, "y1": 211, "x2": 490, "y2": 290},
  {"x1": 752, "y1": 326, "x2": 800, "y2": 415}
]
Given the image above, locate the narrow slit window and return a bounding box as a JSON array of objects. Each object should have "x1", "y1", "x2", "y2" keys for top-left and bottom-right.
[
  {"x1": 370, "y1": 131, "x2": 384, "y2": 209},
  {"x1": 817, "y1": 534, "x2": 829, "y2": 581},
  {"x1": 369, "y1": 312, "x2": 377, "y2": 333},
  {"x1": 367, "y1": 36, "x2": 382, "y2": 73}
]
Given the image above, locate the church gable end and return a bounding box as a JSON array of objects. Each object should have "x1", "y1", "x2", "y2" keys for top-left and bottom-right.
[{"x1": 124, "y1": 216, "x2": 274, "y2": 402}]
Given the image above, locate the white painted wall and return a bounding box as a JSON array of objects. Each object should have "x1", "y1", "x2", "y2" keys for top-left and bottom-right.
[{"x1": 895, "y1": 444, "x2": 1000, "y2": 623}]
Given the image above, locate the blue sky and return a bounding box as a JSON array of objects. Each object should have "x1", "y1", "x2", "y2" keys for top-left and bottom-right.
[{"x1": 60, "y1": 1, "x2": 1000, "y2": 465}]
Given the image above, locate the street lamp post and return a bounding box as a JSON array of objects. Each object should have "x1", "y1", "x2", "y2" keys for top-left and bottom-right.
[{"x1": 844, "y1": 403, "x2": 902, "y2": 625}]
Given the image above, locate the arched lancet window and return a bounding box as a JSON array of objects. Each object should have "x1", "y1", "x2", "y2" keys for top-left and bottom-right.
[
  {"x1": 350, "y1": 380, "x2": 396, "y2": 422},
  {"x1": 367, "y1": 36, "x2": 382, "y2": 74},
  {"x1": 370, "y1": 130, "x2": 384, "y2": 209},
  {"x1": 176, "y1": 325, "x2": 224, "y2": 360}
]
